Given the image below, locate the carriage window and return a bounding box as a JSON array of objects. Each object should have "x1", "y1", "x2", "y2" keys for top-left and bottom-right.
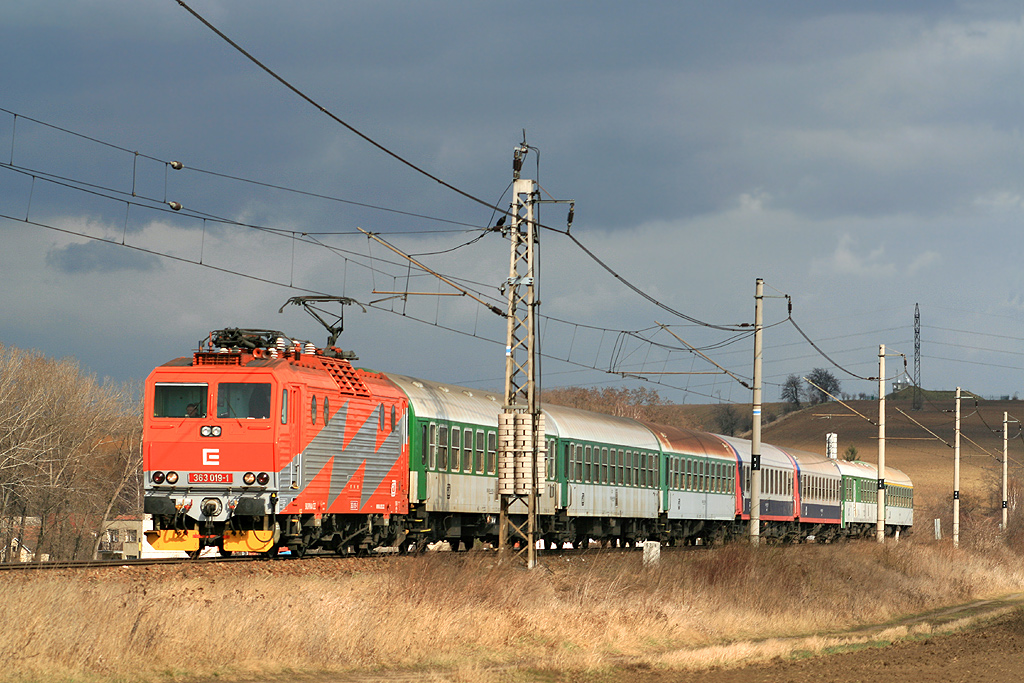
[
  {"x1": 576, "y1": 445, "x2": 584, "y2": 482},
  {"x1": 438, "y1": 425, "x2": 449, "y2": 470},
  {"x1": 153, "y1": 382, "x2": 208, "y2": 418},
  {"x1": 428, "y1": 423, "x2": 437, "y2": 469},
  {"x1": 601, "y1": 448, "x2": 609, "y2": 484},
  {"x1": 624, "y1": 451, "x2": 632, "y2": 485},
  {"x1": 217, "y1": 383, "x2": 272, "y2": 419},
  {"x1": 476, "y1": 430, "x2": 485, "y2": 473},
  {"x1": 649, "y1": 455, "x2": 657, "y2": 488},
  {"x1": 451, "y1": 427, "x2": 461, "y2": 471},
  {"x1": 486, "y1": 431, "x2": 497, "y2": 474},
  {"x1": 584, "y1": 446, "x2": 592, "y2": 482},
  {"x1": 311, "y1": 396, "x2": 317, "y2": 425},
  {"x1": 464, "y1": 429, "x2": 473, "y2": 472}
]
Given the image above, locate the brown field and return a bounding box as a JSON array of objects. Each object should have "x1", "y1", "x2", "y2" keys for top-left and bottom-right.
[{"x1": 3, "y1": 536, "x2": 1024, "y2": 683}]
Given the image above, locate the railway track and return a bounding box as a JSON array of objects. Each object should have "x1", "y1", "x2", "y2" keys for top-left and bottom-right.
[
  {"x1": 0, "y1": 538, "x2": 709, "y2": 572},
  {"x1": 0, "y1": 554, "x2": 263, "y2": 572}
]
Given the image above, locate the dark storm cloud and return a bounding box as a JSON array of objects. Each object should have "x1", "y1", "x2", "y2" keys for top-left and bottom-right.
[{"x1": 2, "y1": 1, "x2": 1023, "y2": 400}]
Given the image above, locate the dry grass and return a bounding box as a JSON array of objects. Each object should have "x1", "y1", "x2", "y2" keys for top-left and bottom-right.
[{"x1": 4, "y1": 537, "x2": 1024, "y2": 683}]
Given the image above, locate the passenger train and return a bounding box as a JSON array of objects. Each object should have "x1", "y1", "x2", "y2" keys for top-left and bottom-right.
[{"x1": 142, "y1": 329, "x2": 913, "y2": 556}]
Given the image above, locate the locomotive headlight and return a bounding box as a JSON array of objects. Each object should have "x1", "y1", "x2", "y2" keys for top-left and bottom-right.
[
  {"x1": 165, "y1": 471, "x2": 179, "y2": 485},
  {"x1": 256, "y1": 472, "x2": 270, "y2": 486},
  {"x1": 152, "y1": 471, "x2": 165, "y2": 485},
  {"x1": 200, "y1": 425, "x2": 212, "y2": 437},
  {"x1": 243, "y1": 472, "x2": 256, "y2": 486},
  {"x1": 211, "y1": 426, "x2": 222, "y2": 437}
]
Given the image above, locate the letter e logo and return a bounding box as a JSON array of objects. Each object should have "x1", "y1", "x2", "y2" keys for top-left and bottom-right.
[{"x1": 203, "y1": 448, "x2": 220, "y2": 466}]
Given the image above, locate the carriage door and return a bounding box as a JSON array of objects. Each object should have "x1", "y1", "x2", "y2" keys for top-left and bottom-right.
[{"x1": 278, "y1": 384, "x2": 304, "y2": 491}]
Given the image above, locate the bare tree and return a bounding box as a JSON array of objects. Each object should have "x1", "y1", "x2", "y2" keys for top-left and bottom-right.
[
  {"x1": 714, "y1": 403, "x2": 741, "y2": 436},
  {"x1": 806, "y1": 368, "x2": 841, "y2": 405},
  {"x1": 0, "y1": 344, "x2": 141, "y2": 562},
  {"x1": 781, "y1": 374, "x2": 804, "y2": 410}
]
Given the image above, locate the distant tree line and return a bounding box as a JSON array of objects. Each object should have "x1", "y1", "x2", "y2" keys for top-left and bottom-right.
[
  {"x1": 541, "y1": 386, "x2": 662, "y2": 421},
  {"x1": 0, "y1": 344, "x2": 141, "y2": 562}
]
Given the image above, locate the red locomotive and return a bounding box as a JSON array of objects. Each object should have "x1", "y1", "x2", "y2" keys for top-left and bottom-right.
[{"x1": 144, "y1": 327, "x2": 410, "y2": 556}]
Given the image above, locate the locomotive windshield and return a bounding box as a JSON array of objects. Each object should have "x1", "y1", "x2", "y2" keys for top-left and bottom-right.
[
  {"x1": 153, "y1": 383, "x2": 208, "y2": 418},
  {"x1": 217, "y1": 382, "x2": 272, "y2": 419}
]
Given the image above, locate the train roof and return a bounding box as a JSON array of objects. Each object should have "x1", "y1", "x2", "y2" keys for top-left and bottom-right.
[
  {"x1": 383, "y1": 374, "x2": 662, "y2": 449},
  {"x1": 383, "y1": 374, "x2": 504, "y2": 425},
  {"x1": 639, "y1": 421, "x2": 736, "y2": 461},
  {"x1": 542, "y1": 404, "x2": 662, "y2": 450},
  {"x1": 718, "y1": 435, "x2": 796, "y2": 470},
  {"x1": 777, "y1": 446, "x2": 842, "y2": 478},
  {"x1": 833, "y1": 459, "x2": 913, "y2": 487}
]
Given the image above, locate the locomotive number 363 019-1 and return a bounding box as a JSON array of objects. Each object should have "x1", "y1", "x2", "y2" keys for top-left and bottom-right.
[{"x1": 188, "y1": 472, "x2": 233, "y2": 484}]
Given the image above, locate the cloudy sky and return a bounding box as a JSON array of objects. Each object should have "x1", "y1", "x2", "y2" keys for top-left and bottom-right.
[{"x1": 2, "y1": 1, "x2": 1023, "y2": 406}]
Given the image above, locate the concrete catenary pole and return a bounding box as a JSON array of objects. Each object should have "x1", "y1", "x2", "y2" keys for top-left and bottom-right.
[
  {"x1": 953, "y1": 386, "x2": 961, "y2": 549},
  {"x1": 876, "y1": 344, "x2": 886, "y2": 543},
  {"x1": 749, "y1": 279, "x2": 763, "y2": 545},
  {"x1": 1003, "y1": 412, "x2": 1010, "y2": 532}
]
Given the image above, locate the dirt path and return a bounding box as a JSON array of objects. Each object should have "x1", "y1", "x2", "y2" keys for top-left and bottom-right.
[{"x1": 663, "y1": 604, "x2": 1024, "y2": 683}]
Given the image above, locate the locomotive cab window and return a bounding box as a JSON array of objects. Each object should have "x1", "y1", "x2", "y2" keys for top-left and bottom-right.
[
  {"x1": 153, "y1": 382, "x2": 208, "y2": 418},
  {"x1": 217, "y1": 382, "x2": 272, "y2": 419}
]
